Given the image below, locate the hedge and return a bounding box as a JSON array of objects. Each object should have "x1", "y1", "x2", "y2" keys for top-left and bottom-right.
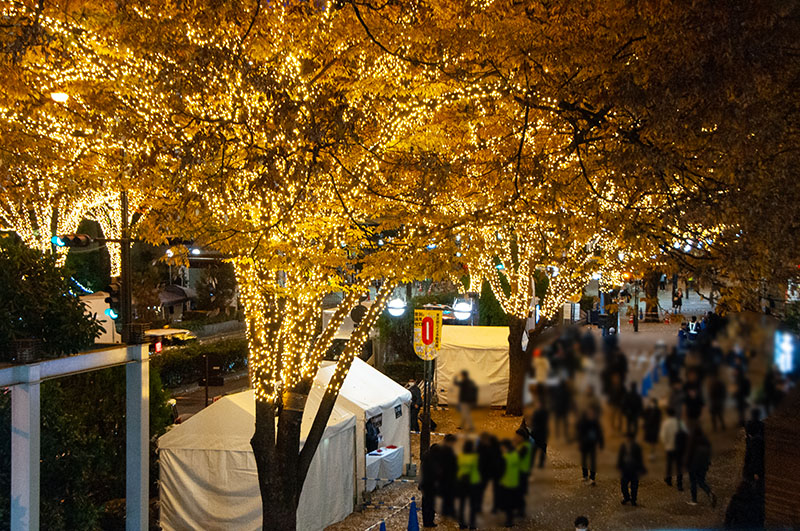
[{"x1": 151, "y1": 338, "x2": 248, "y2": 388}]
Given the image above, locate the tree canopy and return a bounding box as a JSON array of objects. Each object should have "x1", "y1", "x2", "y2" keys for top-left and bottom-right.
[{"x1": 2, "y1": 0, "x2": 799, "y2": 527}]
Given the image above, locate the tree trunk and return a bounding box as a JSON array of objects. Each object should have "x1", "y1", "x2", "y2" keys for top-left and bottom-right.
[
  {"x1": 644, "y1": 270, "x2": 661, "y2": 322},
  {"x1": 505, "y1": 316, "x2": 528, "y2": 416},
  {"x1": 250, "y1": 384, "x2": 311, "y2": 531},
  {"x1": 252, "y1": 399, "x2": 290, "y2": 531}
]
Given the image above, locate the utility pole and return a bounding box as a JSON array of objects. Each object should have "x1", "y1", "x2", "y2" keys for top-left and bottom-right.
[{"x1": 120, "y1": 190, "x2": 132, "y2": 344}]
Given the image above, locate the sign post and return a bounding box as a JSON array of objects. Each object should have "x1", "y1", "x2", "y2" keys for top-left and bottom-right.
[{"x1": 414, "y1": 309, "x2": 442, "y2": 455}]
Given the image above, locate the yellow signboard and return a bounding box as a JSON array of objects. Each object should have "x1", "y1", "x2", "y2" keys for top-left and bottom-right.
[{"x1": 414, "y1": 309, "x2": 443, "y2": 360}]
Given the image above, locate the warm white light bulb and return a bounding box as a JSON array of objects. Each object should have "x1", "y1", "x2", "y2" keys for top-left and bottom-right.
[{"x1": 50, "y1": 92, "x2": 69, "y2": 103}]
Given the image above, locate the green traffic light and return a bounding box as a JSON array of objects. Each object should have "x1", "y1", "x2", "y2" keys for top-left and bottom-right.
[{"x1": 51, "y1": 235, "x2": 66, "y2": 247}]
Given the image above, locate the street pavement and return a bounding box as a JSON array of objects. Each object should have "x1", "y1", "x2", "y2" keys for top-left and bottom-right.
[{"x1": 332, "y1": 307, "x2": 759, "y2": 531}]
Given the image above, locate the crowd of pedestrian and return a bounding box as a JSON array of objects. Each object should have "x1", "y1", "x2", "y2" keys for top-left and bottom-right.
[
  {"x1": 419, "y1": 428, "x2": 535, "y2": 529},
  {"x1": 412, "y1": 299, "x2": 792, "y2": 529}
]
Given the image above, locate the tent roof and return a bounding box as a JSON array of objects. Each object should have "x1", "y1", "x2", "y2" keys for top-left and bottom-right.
[
  {"x1": 314, "y1": 357, "x2": 411, "y2": 418},
  {"x1": 441, "y1": 325, "x2": 509, "y2": 350},
  {"x1": 159, "y1": 389, "x2": 355, "y2": 452}
]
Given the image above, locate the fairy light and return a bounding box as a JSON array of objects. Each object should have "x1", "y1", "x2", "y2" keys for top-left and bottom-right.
[{"x1": 0, "y1": 0, "x2": 734, "y2": 417}]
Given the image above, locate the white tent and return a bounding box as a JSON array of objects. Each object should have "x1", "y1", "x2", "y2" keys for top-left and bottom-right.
[
  {"x1": 158, "y1": 390, "x2": 355, "y2": 531},
  {"x1": 312, "y1": 357, "x2": 412, "y2": 501},
  {"x1": 437, "y1": 325, "x2": 510, "y2": 406}
]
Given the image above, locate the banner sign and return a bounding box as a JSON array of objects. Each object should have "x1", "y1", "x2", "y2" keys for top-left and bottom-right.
[{"x1": 414, "y1": 309, "x2": 442, "y2": 360}]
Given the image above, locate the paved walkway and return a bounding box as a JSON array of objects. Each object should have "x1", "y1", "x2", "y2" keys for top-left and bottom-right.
[{"x1": 332, "y1": 317, "x2": 761, "y2": 530}]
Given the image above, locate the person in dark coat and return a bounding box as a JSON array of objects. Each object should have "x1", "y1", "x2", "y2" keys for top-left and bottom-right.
[
  {"x1": 665, "y1": 346, "x2": 683, "y2": 384},
  {"x1": 580, "y1": 329, "x2": 596, "y2": 358},
  {"x1": 612, "y1": 350, "x2": 629, "y2": 387},
  {"x1": 603, "y1": 328, "x2": 619, "y2": 364},
  {"x1": 455, "y1": 371, "x2": 478, "y2": 431},
  {"x1": 608, "y1": 372, "x2": 626, "y2": 432},
  {"x1": 686, "y1": 425, "x2": 716, "y2": 506},
  {"x1": 743, "y1": 409, "x2": 765, "y2": 482},
  {"x1": 576, "y1": 407, "x2": 604, "y2": 485},
  {"x1": 420, "y1": 444, "x2": 442, "y2": 528},
  {"x1": 708, "y1": 373, "x2": 727, "y2": 431},
  {"x1": 529, "y1": 399, "x2": 549, "y2": 468},
  {"x1": 762, "y1": 365, "x2": 778, "y2": 415},
  {"x1": 683, "y1": 386, "x2": 705, "y2": 423},
  {"x1": 642, "y1": 398, "x2": 662, "y2": 460},
  {"x1": 617, "y1": 432, "x2": 645, "y2": 506},
  {"x1": 621, "y1": 382, "x2": 643, "y2": 436},
  {"x1": 366, "y1": 417, "x2": 380, "y2": 452},
  {"x1": 408, "y1": 379, "x2": 423, "y2": 432},
  {"x1": 439, "y1": 434, "x2": 458, "y2": 518},
  {"x1": 724, "y1": 478, "x2": 764, "y2": 529},
  {"x1": 477, "y1": 432, "x2": 502, "y2": 514},
  {"x1": 552, "y1": 378, "x2": 572, "y2": 441},
  {"x1": 733, "y1": 367, "x2": 751, "y2": 427}
]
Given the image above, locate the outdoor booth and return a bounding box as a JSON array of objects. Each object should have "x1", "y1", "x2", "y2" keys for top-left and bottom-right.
[
  {"x1": 313, "y1": 357, "x2": 412, "y2": 501},
  {"x1": 158, "y1": 389, "x2": 356, "y2": 531},
  {"x1": 437, "y1": 325, "x2": 510, "y2": 406}
]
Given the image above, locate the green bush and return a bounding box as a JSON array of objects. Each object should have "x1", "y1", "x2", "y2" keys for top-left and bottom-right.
[
  {"x1": 478, "y1": 280, "x2": 508, "y2": 326},
  {"x1": 178, "y1": 310, "x2": 244, "y2": 332},
  {"x1": 152, "y1": 338, "x2": 249, "y2": 388},
  {"x1": 383, "y1": 359, "x2": 425, "y2": 384}
]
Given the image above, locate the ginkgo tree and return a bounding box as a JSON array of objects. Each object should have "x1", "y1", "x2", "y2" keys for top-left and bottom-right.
[
  {"x1": 4, "y1": 1, "x2": 799, "y2": 530},
  {"x1": 77, "y1": 1, "x2": 484, "y2": 528}
]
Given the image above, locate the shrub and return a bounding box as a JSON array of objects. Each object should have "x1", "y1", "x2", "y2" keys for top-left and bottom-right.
[
  {"x1": 0, "y1": 235, "x2": 101, "y2": 359},
  {"x1": 151, "y1": 338, "x2": 249, "y2": 388}
]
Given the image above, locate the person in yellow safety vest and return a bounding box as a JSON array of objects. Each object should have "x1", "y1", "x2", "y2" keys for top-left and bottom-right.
[
  {"x1": 456, "y1": 440, "x2": 482, "y2": 530},
  {"x1": 499, "y1": 439, "x2": 521, "y2": 528},
  {"x1": 515, "y1": 429, "x2": 533, "y2": 517}
]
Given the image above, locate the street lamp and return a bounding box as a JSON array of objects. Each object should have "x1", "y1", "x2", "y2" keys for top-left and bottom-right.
[
  {"x1": 453, "y1": 300, "x2": 472, "y2": 321},
  {"x1": 386, "y1": 298, "x2": 406, "y2": 317}
]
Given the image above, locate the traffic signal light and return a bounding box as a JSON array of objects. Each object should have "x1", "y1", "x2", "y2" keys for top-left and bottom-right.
[
  {"x1": 51, "y1": 234, "x2": 94, "y2": 247},
  {"x1": 105, "y1": 278, "x2": 121, "y2": 320}
]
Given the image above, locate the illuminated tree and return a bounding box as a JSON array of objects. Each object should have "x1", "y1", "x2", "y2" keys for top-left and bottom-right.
[{"x1": 4, "y1": 1, "x2": 799, "y2": 529}]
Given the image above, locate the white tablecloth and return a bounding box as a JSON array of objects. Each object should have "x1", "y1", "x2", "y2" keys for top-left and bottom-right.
[{"x1": 365, "y1": 446, "x2": 404, "y2": 492}]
